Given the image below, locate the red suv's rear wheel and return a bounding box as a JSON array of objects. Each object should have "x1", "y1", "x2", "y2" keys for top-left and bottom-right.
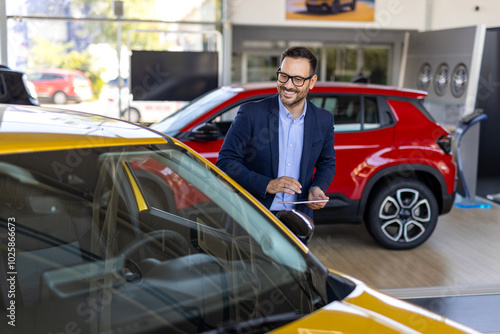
[{"x1": 366, "y1": 178, "x2": 438, "y2": 250}]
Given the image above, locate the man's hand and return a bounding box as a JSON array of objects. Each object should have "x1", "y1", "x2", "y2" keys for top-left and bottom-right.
[
  {"x1": 266, "y1": 176, "x2": 302, "y2": 195},
  {"x1": 307, "y1": 186, "x2": 329, "y2": 210}
]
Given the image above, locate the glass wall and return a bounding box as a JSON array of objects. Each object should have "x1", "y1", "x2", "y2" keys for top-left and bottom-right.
[
  {"x1": 5, "y1": 0, "x2": 220, "y2": 94},
  {"x1": 246, "y1": 54, "x2": 280, "y2": 82},
  {"x1": 325, "y1": 46, "x2": 359, "y2": 82},
  {"x1": 242, "y1": 43, "x2": 390, "y2": 84},
  {"x1": 4, "y1": 0, "x2": 220, "y2": 121},
  {"x1": 363, "y1": 47, "x2": 389, "y2": 85}
]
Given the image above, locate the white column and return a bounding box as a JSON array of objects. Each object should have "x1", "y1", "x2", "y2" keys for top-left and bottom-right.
[{"x1": 0, "y1": 0, "x2": 8, "y2": 65}]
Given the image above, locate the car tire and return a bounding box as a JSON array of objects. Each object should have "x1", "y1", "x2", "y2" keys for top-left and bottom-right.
[
  {"x1": 331, "y1": 0, "x2": 341, "y2": 13},
  {"x1": 53, "y1": 91, "x2": 68, "y2": 104},
  {"x1": 120, "y1": 107, "x2": 141, "y2": 123},
  {"x1": 365, "y1": 178, "x2": 438, "y2": 250}
]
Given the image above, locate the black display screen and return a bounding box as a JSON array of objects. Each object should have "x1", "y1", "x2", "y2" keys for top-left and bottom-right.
[{"x1": 130, "y1": 50, "x2": 218, "y2": 101}]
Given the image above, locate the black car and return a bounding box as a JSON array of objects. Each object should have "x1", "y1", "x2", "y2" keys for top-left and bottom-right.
[{"x1": 0, "y1": 65, "x2": 39, "y2": 105}]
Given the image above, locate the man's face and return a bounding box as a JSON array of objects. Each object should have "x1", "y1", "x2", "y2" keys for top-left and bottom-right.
[{"x1": 277, "y1": 57, "x2": 317, "y2": 109}]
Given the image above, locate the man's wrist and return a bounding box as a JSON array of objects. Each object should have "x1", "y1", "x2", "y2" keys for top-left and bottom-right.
[{"x1": 309, "y1": 185, "x2": 321, "y2": 193}]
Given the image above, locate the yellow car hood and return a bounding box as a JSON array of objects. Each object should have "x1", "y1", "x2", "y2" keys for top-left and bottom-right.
[
  {"x1": 0, "y1": 105, "x2": 166, "y2": 154},
  {"x1": 271, "y1": 277, "x2": 478, "y2": 334}
]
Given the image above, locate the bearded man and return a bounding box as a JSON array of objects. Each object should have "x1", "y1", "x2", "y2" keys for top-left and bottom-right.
[{"x1": 216, "y1": 46, "x2": 336, "y2": 219}]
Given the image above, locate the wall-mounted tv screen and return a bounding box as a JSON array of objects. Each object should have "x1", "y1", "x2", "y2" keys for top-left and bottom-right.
[{"x1": 130, "y1": 50, "x2": 218, "y2": 101}]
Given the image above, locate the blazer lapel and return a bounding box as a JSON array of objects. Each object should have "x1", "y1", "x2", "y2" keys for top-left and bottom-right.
[{"x1": 269, "y1": 95, "x2": 280, "y2": 178}]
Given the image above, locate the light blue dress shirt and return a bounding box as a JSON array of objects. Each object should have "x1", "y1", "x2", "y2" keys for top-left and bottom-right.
[{"x1": 270, "y1": 98, "x2": 306, "y2": 211}]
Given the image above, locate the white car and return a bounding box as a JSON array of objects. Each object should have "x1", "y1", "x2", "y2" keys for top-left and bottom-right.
[{"x1": 101, "y1": 83, "x2": 187, "y2": 124}]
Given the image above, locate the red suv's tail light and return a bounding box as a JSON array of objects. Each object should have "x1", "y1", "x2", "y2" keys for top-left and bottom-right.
[{"x1": 437, "y1": 135, "x2": 452, "y2": 154}]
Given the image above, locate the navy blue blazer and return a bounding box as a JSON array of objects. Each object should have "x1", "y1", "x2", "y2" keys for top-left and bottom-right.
[{"x1": 216, "y1": 94, "x2": 336, "y2": 218}]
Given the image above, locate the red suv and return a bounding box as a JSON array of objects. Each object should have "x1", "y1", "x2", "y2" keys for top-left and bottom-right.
[
  {"x1": 151, "y1": 82, "x2": 456, "y2": 249},
  {"x1": 27, "y1": 69, "x2": 93, "y2": 104}
]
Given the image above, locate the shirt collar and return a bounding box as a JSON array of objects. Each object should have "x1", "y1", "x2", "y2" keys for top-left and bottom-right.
[{"x1": 278, "y1": 96, "x2": 307, "y2": 121}]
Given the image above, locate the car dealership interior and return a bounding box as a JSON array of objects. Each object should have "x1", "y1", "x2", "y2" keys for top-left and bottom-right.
[{"x1": 1, "y1": 0, "x2": 500, "y2": 333}]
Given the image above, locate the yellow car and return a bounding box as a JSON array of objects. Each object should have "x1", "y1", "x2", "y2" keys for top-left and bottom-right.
[{"x1": 0, "y1": 104, "x2": 477, "y2": 333}]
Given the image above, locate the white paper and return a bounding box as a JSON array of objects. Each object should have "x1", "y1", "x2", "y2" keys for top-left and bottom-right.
[{"x1": 277, "y1": 199, "x2": 329, "y2": 204}]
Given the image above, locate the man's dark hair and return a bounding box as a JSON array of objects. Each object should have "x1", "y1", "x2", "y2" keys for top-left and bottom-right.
[{"x1": 280, "y1": 46, "x2": 318, "y2": 76}]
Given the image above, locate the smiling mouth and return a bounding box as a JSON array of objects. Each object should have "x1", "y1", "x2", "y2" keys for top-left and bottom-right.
[{"x1": 282, "y1": 88, "x2": 297, "y2": 98}]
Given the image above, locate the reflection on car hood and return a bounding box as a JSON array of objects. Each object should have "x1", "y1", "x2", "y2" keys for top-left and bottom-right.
[
  {"x1": 0, "y1": 104, "x2": 167, "y2": 154},
  {"x1": 271, "y1": 277, "x2": 479, "y2": 334}
]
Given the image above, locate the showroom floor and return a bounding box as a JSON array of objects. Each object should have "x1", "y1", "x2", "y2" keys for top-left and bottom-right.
[{"x1": 309, "y1": 197, "x2": 500, "y2": 333}]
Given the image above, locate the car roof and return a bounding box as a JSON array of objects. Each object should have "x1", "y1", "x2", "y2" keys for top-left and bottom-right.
[
  {"x1": 0, "y1": 65, "x2": 24, "y2": 74},
  {"x1": 0, "y1": 104, "x2": 167, "y2": 155},
  {"x1": 225, "y1": 81, "x2": 428, "y2": 99}
]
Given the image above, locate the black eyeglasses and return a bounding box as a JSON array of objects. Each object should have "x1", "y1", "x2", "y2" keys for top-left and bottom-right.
[{"x1": 276, "y1": 69, "x2": 314, "y2": 87}]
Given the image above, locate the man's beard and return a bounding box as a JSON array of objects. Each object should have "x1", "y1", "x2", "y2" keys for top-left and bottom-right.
[{"x1": 278, "y1": 86, "x2": 307, "y2": 107}]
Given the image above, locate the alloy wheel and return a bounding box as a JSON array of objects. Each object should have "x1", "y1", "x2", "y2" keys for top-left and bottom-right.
[
  {"x1": 378, "y1": 188, "x2": 430, "y2": 243},
  {"x1": 366, "y1": 179, "x2": 438, "y2": 250}
]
